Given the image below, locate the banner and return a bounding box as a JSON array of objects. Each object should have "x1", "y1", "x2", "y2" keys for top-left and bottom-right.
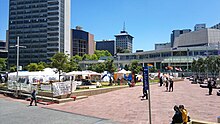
[
  {"x1": 143, "y1": 66, "x2": 149, "y2": 90},
  {"x1": 52, "y1": 81, "x2": 77, "y2": 96}
]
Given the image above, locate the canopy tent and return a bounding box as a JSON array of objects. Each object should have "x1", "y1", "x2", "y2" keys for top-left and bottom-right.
[
  {"x1": 114, "y1": 69, "x2": 132, "y2": 80},
  {"x1": 117, "y1": 69, "x2": 131, "y2": 74}
]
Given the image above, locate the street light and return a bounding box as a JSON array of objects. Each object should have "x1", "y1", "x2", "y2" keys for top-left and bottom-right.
[{"x1": 10, "y1": 36, "x2": 26, "y2": 97}]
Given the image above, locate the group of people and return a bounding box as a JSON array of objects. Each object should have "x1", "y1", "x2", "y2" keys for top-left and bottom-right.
[
  {"x1": 171, "y1": 105, "x2": 190, "y2": 124},
  {"x1": 159, "y1": 75, "x2": 174, "y2": 92}
]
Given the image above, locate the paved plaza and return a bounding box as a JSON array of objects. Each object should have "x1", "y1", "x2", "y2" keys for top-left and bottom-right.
[{"x1": 0, "y1": 79, "x2": 220, "y2": 124}]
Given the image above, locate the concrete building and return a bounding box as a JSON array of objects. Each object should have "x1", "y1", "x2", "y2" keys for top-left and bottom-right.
[
  {"x1": 8, "y1": 0, "x2": 71, "y2": 67},
  {"x1": 115, "y1": 29, "x2": 133, "y2": 53},
  {"x1": 96, "y1": 40, "x2": 115, "y2": 55},
  {"x1": 210, "y1": 23, "x2": 220, "y2": 30},
  {"x1": 72, "y1": 27, "x2": 95, "y2": 56},
  {"x1": 170, "y1": 29, "x2": 191, "y2": 47},
  {"x1": 194, "y1": 24, "x2": 206, "y2": 31},
  {"x1": 155, "y1": 42, "x2": 171, "y2": 50},
  {"x1": 173, "y1": 29, "x2": 220, "y2": 48}
]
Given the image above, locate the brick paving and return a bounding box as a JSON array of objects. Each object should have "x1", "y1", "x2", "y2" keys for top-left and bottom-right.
[
  {"x1": 44, "y1": 80, "x2": 220, "y2": 124},
  {"x1": 1, "y1": 79, "x2": 219, "y2": 124}
]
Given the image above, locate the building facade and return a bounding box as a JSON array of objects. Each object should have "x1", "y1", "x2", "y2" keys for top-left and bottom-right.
[
  {"x1": 170, "y1": 29, "x2": 191, "y2": 47},
  {"x1": 0, "y1": 40, "x2": 7, "y2": 58},
  {"x1": 194, "y1": 24, "x2": 206, "y2": 31},
  {"x1": 8, "y1": 0, "x2": 71, "y2": 67},
  {"x1": 71, "y1": 27, "x2": 95, "y2": 56},
  {"x1": 210, "y1": 23, "x2": 220, "y2": 30},
  {"x1": 115, "y1": 30, "x2": 133, "y2": 53},
  {"x1": 155, "y1": 42, "x2": 171, "y2": 50},
  {"x1": 173, "y1": 29, "x2": 220, "y2": 48},
  {"x1": 96, "y1": 40, "x2": 115, "y2": 55}
]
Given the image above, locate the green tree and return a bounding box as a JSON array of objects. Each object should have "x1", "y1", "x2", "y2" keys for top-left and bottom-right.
[
  {"x1": 27, "y1": 63, "x2": 38, "y2": 71},
  {"x1": 82, "y1": 54, "x2": 91, "y2": 60},
  {"x1": 50, "y1": 52, "x2": 68, "y2": 81},
  {"x1": 65, "y1": 56, "x2": 81, "y2": 72},
  {"x1": 37, "y1": 62, "x2": 46, "y2": 71},
  {"x1": 0, "y1": 58, "x2": 6, "y2": 71},
  {"x1": 129, "y1": 60, "x2": 142, "y2": 74},
  {"x1": 10, "y1": 65, "x2": 16, "y2": 72},
  {"x1": 124, "y1": 64, "x2": 129, "y2": 71},
  {"x1": 105, "y1": 59, "x2": 116, "y2": 74},
  {"x1": 88, "y1": 62, "x2": 106, "y2": 73},
  {"x1": 91, "y1": 54, "x2": 98, "y2": 60},
  {"x1": 94, "y1": 50, "x2": 112, "y2": 59},
  {"x1": 149, "y1": 66, "x2": 157, "y2": 73}
]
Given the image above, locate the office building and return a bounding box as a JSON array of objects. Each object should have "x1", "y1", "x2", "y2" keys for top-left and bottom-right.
[
  {"x1": 72, "y1": 26, "x2": 95, "y2": 56},
  {"x1": 8, "y1": 0, "x2": 71, "y2": 67},
  {"x1": 155, "y1": 42, "x2": 171, "y2": 50},
  {"x1": 115, "y1": 28, "x2": 133, "y2": 53},
  {"x1": 96, "y1": 40, "x2": 115, "y2": 55},
  {"x1": 194, "y1": 24, "x2": 206, "y2": 31},
  {"x1": 0, "y1": 40, "x2": 7, "y2": 58},
  {"x1": 173, "y1": 29, "x2": 220, "y2": 48},
  {"x1": 170, "y1": 29, "x2": 191, "y2": 47}
]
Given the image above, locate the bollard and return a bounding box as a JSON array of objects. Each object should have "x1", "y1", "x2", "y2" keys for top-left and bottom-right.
[{"x1": 218, "y1": 116, "x2": 220, "y2": 123}]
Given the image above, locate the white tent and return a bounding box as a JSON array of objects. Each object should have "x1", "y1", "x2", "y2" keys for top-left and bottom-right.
[{"x1": 117, "y1": 69, "x2": 131, "y2": 74}]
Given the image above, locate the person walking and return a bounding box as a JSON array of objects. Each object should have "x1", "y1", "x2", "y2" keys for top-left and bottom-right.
[
  {"x1": 159, "y1": 76, "x2": 163, "y2": 87},
  {"x1": 179, "y1": 105, "x2": 189, "y2": 124},
  {"x1": 165, "y1": 77, "x2": 169, "y2": 91},
  {"x1": 30, "y1": 89, "x2": 37, "y2": 106},
  {"x1": 207, "y1": 80, "x2": 213, "y2": 95},
  {"x1": 169, "y1": 78, "x2": 174, "y2": 92},
  {"x1": 142, "y1": 87, "x2": 148, "y2": 99},
  {"x1": 171, "y1": 105, "x2": 183, "y2": 124}
]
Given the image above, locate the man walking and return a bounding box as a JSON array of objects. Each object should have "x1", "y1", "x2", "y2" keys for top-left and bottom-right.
[{"x1": 30, "y1": 89, "x2": 37, "y2": 106}]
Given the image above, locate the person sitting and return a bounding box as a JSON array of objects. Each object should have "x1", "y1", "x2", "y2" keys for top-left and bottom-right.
[
  {"x1": 179, "y1": 105, "x2": 189, "y2": 124},
  {"x1": 171, "y1": 105, "x2": 183, "y2": 124}
]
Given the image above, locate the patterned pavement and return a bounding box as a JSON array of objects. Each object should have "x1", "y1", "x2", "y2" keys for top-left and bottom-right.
[{"x1": 44, "y1": 80, "x2": 220, "y2": 124}]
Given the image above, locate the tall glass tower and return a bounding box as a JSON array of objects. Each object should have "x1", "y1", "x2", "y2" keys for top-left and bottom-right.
[{"x1": 8, "y1": 0, "x2": 71, "y2": 67}]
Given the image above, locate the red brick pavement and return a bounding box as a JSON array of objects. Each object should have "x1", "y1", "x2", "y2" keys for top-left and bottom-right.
[
  {"x1": 44, "y1": 80, "x2": 220, "y2": 124},
  {"x1": 2, "y1": 80, "x2": 220, "y2": 124}
]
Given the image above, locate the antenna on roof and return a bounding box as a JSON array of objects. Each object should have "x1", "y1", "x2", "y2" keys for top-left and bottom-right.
[{"x1": 123, "y1": 21, "x2": 126, "y2": 31}]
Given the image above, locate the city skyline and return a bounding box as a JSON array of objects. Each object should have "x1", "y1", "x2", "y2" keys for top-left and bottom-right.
[{"x1": 1, "y1": 0, "x2": 220, "y2": 52}]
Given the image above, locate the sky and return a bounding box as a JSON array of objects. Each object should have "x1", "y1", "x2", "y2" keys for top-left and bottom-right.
[{"x1": 1, "y1": 0, "x2": 220, "y2": 51}]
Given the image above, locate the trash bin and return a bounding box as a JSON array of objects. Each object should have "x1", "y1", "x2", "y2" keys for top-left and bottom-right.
[{"x1": 217, "y1": 116, "x2": 220, "y2": 123}]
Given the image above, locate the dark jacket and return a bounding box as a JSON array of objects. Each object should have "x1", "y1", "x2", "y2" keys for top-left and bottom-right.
[
  {"x1": 31, "y1": 90, "x2": 36, "y2": 99},
  {"x1": 172, "y1": 111, "x2": 183, "y2": 124}
]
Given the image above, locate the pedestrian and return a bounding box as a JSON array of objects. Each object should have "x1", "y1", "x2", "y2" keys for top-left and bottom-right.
[
  {"x1": 159, "y1": 76, "x2": 163, "y2": 87},
  {"x1": 207, "y1": 80, "x2": 213, "y2": 95},
  {"x1": 142, "y1": 87, "x2": 148, "y2": 99},
  {"x1": 169, "y1": 78, "x2": 174, "y2": 92},
  {"x1": 165, "y1": 77, "x2": 169, "y2": 91},
  {"x1": 30, "y1": 89, "x2": 37, "y2": 106},
  {"x1": 171, "y1": 105, "x2": 183, "y2": 124},
  {"x1": 179, "y1": 105, "x2": 189, "y2": 124}
]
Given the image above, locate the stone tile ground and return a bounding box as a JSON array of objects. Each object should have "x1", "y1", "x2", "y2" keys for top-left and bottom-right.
[
  {"x1": 1, "y1": 80, "x2": 219, "y2": 124},
  {"x1": 45, "y1": 80, "x2": 220, "y2": 124}
]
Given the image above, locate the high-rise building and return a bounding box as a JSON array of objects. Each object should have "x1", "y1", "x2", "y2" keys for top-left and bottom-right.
[
  {"x1": 0, "y1": 40, "x2": 7, "y2": 58},
  {"x1": 96, "y1": 40, "x2": 115, "y2": 55},
  {"x1": 71, "y1": 26, "x2": 95, "y2": 56},
  {"x1": 194, "y1": 24, "x2": 206, "y2": 31},
  {"x1": 8, "y1": 0, "x2": 71, "y2": 67},
  {"x1": 115, "y1": 25, "x2": 133, "y2": 53},
  {"x1": 170, "y1": 29, "x2": 191, "y2": 47}
]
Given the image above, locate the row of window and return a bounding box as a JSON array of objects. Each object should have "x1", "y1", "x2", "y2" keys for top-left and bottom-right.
[{"x1": 119, "y1": 50, "x2": 219, "y2": 60}]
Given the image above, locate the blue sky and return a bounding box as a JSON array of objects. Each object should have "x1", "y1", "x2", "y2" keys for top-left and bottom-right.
[{"x1": 1, "y1": 0, "x2": 220, "y2": 51}]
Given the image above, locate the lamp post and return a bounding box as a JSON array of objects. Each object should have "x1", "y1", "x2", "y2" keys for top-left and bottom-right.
[{"x1": 10, "y1": 36, "x2": 26, "y2": 97}]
